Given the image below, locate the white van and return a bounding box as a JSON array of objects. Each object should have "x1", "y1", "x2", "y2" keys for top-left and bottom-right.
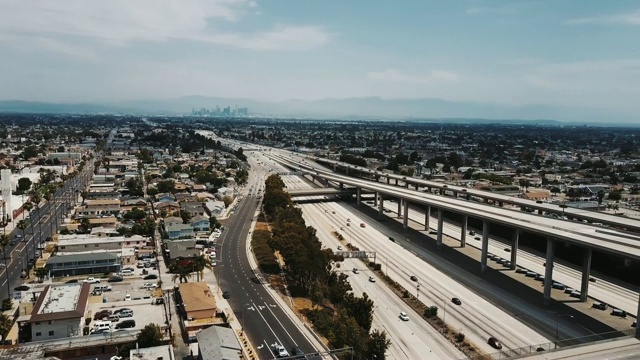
[
  {"x1": 91, "y1": 321, "x2": 112, "y2": 333},
  {"x1": 120, "y1": 269, "x2": 134, "y2": 276}
]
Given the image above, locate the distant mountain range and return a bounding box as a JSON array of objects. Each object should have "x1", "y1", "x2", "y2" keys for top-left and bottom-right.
[{"x1": 0, "y1": 96, "x2": 636, "y2": 124}]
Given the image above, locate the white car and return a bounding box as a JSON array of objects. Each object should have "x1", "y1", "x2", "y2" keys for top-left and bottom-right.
[
  {"x1": 272, "y1": 344, "x2": 289, "y2": 358},
  {"x1": 399, "y1": 312, "x2": 409, "y2": 321},
  {"x1": 85, "y1": 277, "x2": 101, "y2": 284},
  {"x1": 141, "y1": 283, "x2": 158, "y2": 289}
]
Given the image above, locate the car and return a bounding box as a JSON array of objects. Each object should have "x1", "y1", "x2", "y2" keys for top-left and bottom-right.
[
  {"x1": 84, "y1": 277, "x2": 101, "y2": 284},
  {"x1": 108, "y1": 276, "x2": 123, "y2": 282},
  {"x1": 144, "y1": 274, "x2": 158, "y2": 280},
  {"x1": 410, "y1": 275, "x2": 418, "y2": 282},
  {"x1": 9, "y1": 240, "x2": 16, "y2": 246},
  {"x1": 115, "y1": 319, "x2": 136, "y2": 329},
  {"x1": 114, "y1": 308, "x2": 132, "y2": 315},
  {"x1": 569, "y1": 290, "x2": 581, "y2": 298},
  {"x1": 388, "y1": 236, "x2": 395, "y2": 242},
  {"x1": 468, "y1": 230, "x2": 475, "y2": 235},
  {"x1": 360, "y1": 223, "x2": 366, "y2": 228},
  {"x1": 222, "y1": 291, "x2": 231, "y2": 299},
  {"x1": 491, "y1": 255, "x2": 500, "y2": 261},
  {"x1": 428, "y1": 230, "x2": 437, "y2": 235},
  {"x1": 140, "y1": 283, "x2": 158, "y2": 289},
  {"x1": 474, "y1": 236, "x2": 481, "y2": 240},
  {"x1": 552, "y1": 282, "x2": 566, "y2": 290},
  {"x1": 488, "y1": 337, "x2": 503, "y2": 350},
  {"x1": 65, "y1": 279, "x2": 79, "y2": 284},
  {"x1": 451, "y1": 297, "x2": 462, "y2": 306},
  {"x1": 589, "y1": 277, "x2": 597, "y2": 282},
  {"x1": 272, "y1": 344, "x2": 289, "y2": 358},
  {"x1": 347, "y1": 223, "x2": 351, "y2": 227},
  {"x1": 291, "y1": 346, "x2": 305, "y2": 358},
  {"x1": 611, "y1": 309, "x2": 627, "y2": 318},
  {"x1": 337, "y1": 246, "x2": 342, "y2": 250},
  {"x1": 340, "y1": 227, "x2": 344, "y2": 230},
  {"x1": 352, "y1": 268, "x2": 359, "y2": 274},
  {"x1": 369, "y1": 276, "x2": 376, "y2": 283},
  {"x1": 399, "y1": 312, "x2": 409, "y2": 321},
  {"x1": 93, "y1": 310, "x2": 113, "y2": 320},
  {"x1": 632, "y1": 321, "x2": 637, "y2": 328},
  {"x1": 515, "y1": 268, "x2": 528, "y2": 274},
  {"x1": 14, "y1": 285, "x2": 29, "y2": 291},
  {"x1": 592, "y1": 302, "x2": 608, "y2": 310},
  {"x1": 504, "y1": 247, "x2": 511, "y2": 252},
  {"x1": 332, "y1": 211, "x2": 335, "y2": 214},
  {"x1": 346, "y1": 218, "x2": 351, "y2": 222}
]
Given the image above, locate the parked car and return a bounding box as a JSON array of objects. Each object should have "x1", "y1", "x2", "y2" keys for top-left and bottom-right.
[
  {"x1": 592, "y1": 302, "x2": 608, "y2": 310},
  {"x1": 108, "y1": 276, "x2": 123, "y2": 282},
  {"x1": 84, "y1": 277, "x2": 100, "y2": 284},
  {"x1": 611, "y1": 309, "x2": 627, "y2": 318},
  {"x1": 140, "y1": 283, "x2": 158, "y2": 289},
  {"x1": 115, "y1": 319, "x2": 136, "y2": 329},
  {"x1": 14, "y1": 285, "x2": 29, "y2": 291},
  {"x1": 143, "y1": 274, "x2": 158, "y2": 280},
  {"x1": 488, "y1": 337, "x2": 503, "y2": 350}
]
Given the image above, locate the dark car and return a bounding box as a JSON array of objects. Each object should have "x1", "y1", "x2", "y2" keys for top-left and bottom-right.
[
  {"x1": 592, "y1": 302, "x2": 608, "y2": 310},
  {"x1": 93, "y1": 310, "x2": 113, "y2": 320},
  {"x1": 108, "y1": 276, "x2": 124, "y2": 282},
  {"x1": 291, "y1": 346, "x2": 305, "y2": 358},
  {"x1": 143, "y1": 274, "x2": 158, "y2": 280},
  {"x1": 114, "y1": 308, "x2": 132, "y2": 314},
  {"x1": 115, "y1": 319, "x2": 136, "y2": 329},
  {"x1": 388, "y1": 236, "x2": 395, "y2": 242},
  {"x1": 65, "y1": 279, "x2": 79, "y2": 284},
  {"x1": 410, "y1": 275, "x2": 418, "y2": 282},
  {"x1": 504, "y1": 247, "x2": 511, "y2": 252},
  {"x1": 14, "y1": 285, "x2": 30, "y2": 291},
  {"x1": 451, "y1": 297, "x2": 462, "y2": 306},
  {"x1": 488, "y1": 337, "x2": 503, "y2": 350},
  {"x1": 222, "y1": 291, "x2": 231, "y2": 299}
]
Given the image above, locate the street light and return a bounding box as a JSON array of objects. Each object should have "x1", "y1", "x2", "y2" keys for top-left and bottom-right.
[
  {"x1": 555, "y1": 314, "x2": 574, "y2": 349},
  {"x1": 416, "y1": 284, "x2": 420, "y2": 300}
]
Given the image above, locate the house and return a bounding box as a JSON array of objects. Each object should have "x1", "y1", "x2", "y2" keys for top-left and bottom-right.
[
  {"x1": 166, "y1": 240, "x2": 199, "y2": 261},
  {"x1": 164, "y1": 216, "x2": 183, "y2": 227},
  {"x1": 178, "y1": 282, "x2": 217, "y2": 320},
  {"x1": 165, "y1": 222, "x2": 194, "y2": 240},
  {"x1": 155, "y1": 201, "x2": 180, "y2": 215},
  {"x1": 197, "y1": 325, "x2": 242, "y2": 360},
  {"x1": 57, "y1": 234, "x2": 147, "y2": 252},
  {"x1": 45, "y1": 252, "x2": 121, "y2": 277},
  {"x1": 215, "y1": 187, "x2": 235, "y2": 199},
  {"x1": 122, "y1": 197, "x2": 147, "y2": 207},
  {"x1": 181, "y1": 202, "x2": 206, "y2": 218},
  {"x1": 27, "y1": 283, "x2": 90, "y2": 341},
  {"x1": 129, "y1": 345, "x2": 175, "y2": 360},
  {"x1": 156, "y1": 193, "x2": 176, "y2": 203},
  {"x1": 205, "y1": 200, "x2": 226, "y2": 217},
  {"x1": 191, "y1": 216, "x2": 210, "y2": 232},
  {"x1": 88, "y1": 216, "x2": 118, "y2": 228}
]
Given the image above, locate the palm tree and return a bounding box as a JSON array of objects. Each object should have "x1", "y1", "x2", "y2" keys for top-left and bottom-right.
[
  {"x1": 0, "y1": 313, "x2": 12, "y2": 340},
  {"x1": 34, "y1": 267, "x2": 48, "y2": 282},
  {"x1": 16, "y1": 220, "x2": 27, "y2": 241},
  {"x1": 0, "y1": 234, "x2": 9, "y2": 261},
  {"x1": 22, "y1": 201, "x2": 34, "y2": 233},
  {"x1": 170, "y1": 266, "x2": 192, "y2": 283},
  {"x1": 43, "y1": 188, "x2": 55, "y2": 232},
  {"x1": 191, "y1": 255, "x2": 212, "y2": 282},
  {"x1": 30, "y1": 193, "x2": 43, "y2": 241}
]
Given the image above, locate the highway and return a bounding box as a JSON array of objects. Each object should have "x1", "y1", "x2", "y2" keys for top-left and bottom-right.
[
  {"x1": 374, "y1": 200, "x2": 640, "y2": 318},
  {"x1": 0, "y1": 159, "x2": 94, "y2": 301},
  {"x1": 275, "y1": 172, "x2": 550, "y2": 356},
  {"x1": 216, "y1": 152, "x2": 322, "y2": 359}
]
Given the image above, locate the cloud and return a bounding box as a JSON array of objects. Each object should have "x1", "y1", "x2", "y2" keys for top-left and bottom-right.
[
  {"x1": 0, "y1": 0, "x2": 329, "y2": 52},
  {"x1": 367, "y1": 69, "x2": 459, "y2": 84},
  {"x1": 565, "y1": 10, "x2": 640, "y2": 25}
]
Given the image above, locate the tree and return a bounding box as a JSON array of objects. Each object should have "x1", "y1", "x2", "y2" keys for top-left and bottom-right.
[
  {"x1": 366, "y1": 329, "x2": 391, "y2": 360},
  {"x1": 179, "y1": 210, "x2": 192, "y2": 224},
  {"x1": 608, "y1": 190, "x2": 622, "y2": 201},
  {"x1": 170, "y1": 265, "x2": 192, "y2": 283},
  {"x1": 119, "y1": 323, "x2": 164, "y2": 357},
  {"x1": 34, "y1": 267, "x2": 49, "y2": 282},
  {"x1": 146, "y1": 187, "x2": 159, "y2": 198},
  {"x1": 0, "y1": 234, "x2": 9, "y2": 261},
  {"x1": 222, "y1": 196, "x2": 234, "y2": 208},
  {"x1": 16, "y1": 177, "x2": 32, "y2": 194},
  {"x1": 124, "y1": 207, "x2": 147, "y2": 221},
  {"x1": 156, "y1": 179, "x2": 176, "y2": 194},
  {"x1": 17, "y1": 220, "x2": 28, "y2": 239},
  {"x1": 0, "y1": 313, "x2": 12, "y2": 340},
  {"x1": 80, "y1": 190, "x2": 88, "y2": 203},
  {"x1": 597, "y1": 190, "x2": 605, "y2": 210},
  {"x1": 79, "y1": 217, "x2": 91, "y2": 234}
]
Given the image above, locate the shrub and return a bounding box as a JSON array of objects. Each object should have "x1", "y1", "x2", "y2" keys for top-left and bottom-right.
[
  {"x1": 423, "y1": 306, "x2": 438, "y2": 318},
  {"x1": 456, "y1": 332, "x2": 465, "y2": 342},
  {"x1": 402, "y1": 290, "x2": 410, "y2": 298}
]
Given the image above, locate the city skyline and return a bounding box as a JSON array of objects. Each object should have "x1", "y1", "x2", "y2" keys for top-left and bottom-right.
[{"x1": 1, "y1": 1, "x2": 640, "y2": 120}]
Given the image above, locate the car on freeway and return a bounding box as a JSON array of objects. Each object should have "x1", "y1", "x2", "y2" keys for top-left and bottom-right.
[
  {"x1": 428, "y1": 230, "x2": 437, "y2": 235},
  {"x1": 346, "y1": 218, "x2": 351, "y2": 222},
  {"x1": 347, "y1": 223, "x2": 351, "y2": 227},
  {"x1": 340, "y1": 227, "x2": 344, "y2": 230},
  {"x1": 488, "y1": 337, "x2": 503, "y2": 349},
  {"x1": 369, "y1": 276, "x2": 376, "y2": 283},
  {"x1": 399, "y1": 312, "x2": 409, "y2": 321},
  {"x1": 360, "y1": 223, "x2": 366, "y2": 228},
  {"x1": 410, "y1": 275, "x2": 418, "y2": 282},
  {"x1": 352, "y1": 268, "x2": 359, "y2": 274},
  {"x1": 272, "y1": 344, "x2": 289, "y2": 358},
  {"x1": 222, "y1": 291, "x2": 231, "y2": 299},
  {"x1": 592, "y1": 302, "x2": 608, "y2": 310},
  {"x1": 451, "y1": 298, "x2": 462, "y2": 306},
  {"x1": 388, "y1": 236, "x2": 395, "y2": 242},
  {"x1": 332, "y1": 211, "x2": 335, "y2": 214},
  {"x1": 108, "y1": 276, "x2": 124, "y2": 282},
  {"x1": 474, "y1": 236, "x2": 481, "y2": 240},
  {"x1": 504, "y1": 247, "x2": 511, "y2": 252},
  {"x1": 291, "y1": 346, "x2": 305, "y2": 358}
]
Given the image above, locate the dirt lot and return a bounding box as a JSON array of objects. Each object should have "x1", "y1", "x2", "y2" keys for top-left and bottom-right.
[{"x1": 254, "y1": 222, "x2": 270, "y2": 231}]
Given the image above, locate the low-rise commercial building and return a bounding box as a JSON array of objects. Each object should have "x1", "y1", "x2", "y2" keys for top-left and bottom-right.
[
  {"x1": 45, "y1": 252, "x2": 121, "y2": 277},
  {"x1": 27, "y1": 283, "x2": 90, "y2": 341}
]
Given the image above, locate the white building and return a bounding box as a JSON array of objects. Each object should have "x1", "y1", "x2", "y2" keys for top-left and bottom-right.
[{"x1": 27, "y1": 283, "x2": 90, "y2": 341}]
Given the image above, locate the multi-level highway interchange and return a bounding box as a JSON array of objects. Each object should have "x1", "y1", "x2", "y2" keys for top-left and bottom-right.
[{"x1": 207, "y1": 133, "x2": 640, "y2": 360}]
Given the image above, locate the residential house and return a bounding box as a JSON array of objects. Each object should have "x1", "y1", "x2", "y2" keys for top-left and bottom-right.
[
  {"x1": 155, "y1": 201, "x2": 180, "y2": 215},
  {"x1": 205, "y1": 200, "x2": 226, "y2": 218},
  {"x1": 166, "y1": 240, "x2": 199, "y2": 261},
  {"x1": 191, "y1": 216, "x2": 210, "y2": 232},
  {"x1": 165, "y1": 222, "x2": 194, "y2": 240},
  {"x1": 178, "y1": 282, "x2": 217, "y2": 320},
  {"x1": 197, "y1": 325, "x2": 242, "y2": 360},
  {"x1": 156, "y1": 193, "x2": 176, "y2": 203},
  {"x1": 181, "y1": 202, "x2": 206, "y2": 218},
  {"x1": 215, "y1": 187, "x2": 235, "y2": 200}
]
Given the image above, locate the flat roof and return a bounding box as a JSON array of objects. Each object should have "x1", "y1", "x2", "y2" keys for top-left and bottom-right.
[
  {"x1": 178, "y1": 282, "x2": 217, "y2": 314},
  {"x1": 28, "y1": 283, "x2": 90, "y2": 323},
  {"x1": 57, "y1": 234, "x2": 147, "y2": 246}
]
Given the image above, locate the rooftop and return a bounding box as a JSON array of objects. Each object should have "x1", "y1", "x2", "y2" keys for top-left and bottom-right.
[
  {"x1": 57, "y1": 234, "x2": 147, "y2": 246},
  {"x1": 28, "y1": 283, "x2": 90, "y2": 323},
  {"x1": 178, "y1": 282, "x2": 217, "y2": 313},
  {"x1": 129, "y1": 344, "x2": 175, "y2": 360}
]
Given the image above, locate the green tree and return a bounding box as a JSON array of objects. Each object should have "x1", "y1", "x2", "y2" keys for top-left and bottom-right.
[
  {"x1": 124, "y1": 207, "x2": 147, "y2": 221},
  {"x1": 17, "y1": 220, "x2": 28, "y2": 239},
  {"x1": 157, "y1": 179, "x2": 176, "y2": 194},
  {"x1": 608, "y1": 190, "x2": 622, "y2": 201},
  {"x1": 179, "y1": 210, "x2": 192, "y2": 224},
  {"x1": 79, "y1": 217, "x2": 91, "y2": 234},
  {"x1": 146, "y1": 187, "x2": 159, "y2": 198},
  {"x1": 366, "y1": 329, "x2": 391, "y2": 360},
  {"x1": 0, "y1": 313, "x2": 12, "y2": 340},
  {"x1": 344, "y1": 292, "x2": 374, "y2": 333},
  {"x1": 597, "y1": 190, "x2": 605, "y2": 210},
  {"x1": 34, "y1": 267, "x2": 49, "y2": 282},
  {"x1": 17, "y1": 177, "x2": 32, "y2": 194},
  {"x1": 0, "y1": 234, "x2": 10, "y2": 261}
]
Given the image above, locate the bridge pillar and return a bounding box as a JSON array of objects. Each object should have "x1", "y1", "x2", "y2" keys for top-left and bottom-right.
[
  {"x1": 339, "y1": 182, "x2": 344, "y2": 189},
  {"x1": 510, "y1": 229, "x2": 519, "y2": 270},
  {"x1": 480, "y1": 221, "x2": 489, "y2": 272},
  {"x1": 333, "y1": 165, "x2": 337, "y2": 172},
  {"x1": 436, "y1": 209, "x2": 444, "y2": 248},
  {"x1": 427, "y1": 187, "x2": 431, "y2": 193},
  {"x1": 485, "y1": 198, "x2": 490, "y2": 203},
  {"x1": 466, "y1": 194, "x2": 471, "y2": 201},
  {"x1": 374, "y1": 192, "x2": 378, "y2": 207},
  {"x1": 395, "y1": 178, "x2": 398, "y2": 185},
  {"x1": 403, "y1": 200, "x2": 409, "y2": 231},
  {"x1": 387, "y1": 177, "x2": 390, "y2": 184},
  {"x1": 460, "y1": 215, "x2": 468, "y2": 248},
  {"x1": 356, "y1": 187, "x2": 361, "y2": 205},
  {"x1": 637, "y1": 294, "x2": 640, "y2": 337},
  {"x1": 405, "y1": 182, "x2": 409, "y2": 189},
  {"x1": 425, "y1": 206, "x2": 431, "y2": 231},
  {"x1": 543, "y1": 238, "x2": 555, "y2": 305},
  {"x1": 440, "y1": 188, "x2": 444, "y2": 195},
  {"x1": 580, "y1": 248, "x2": 592, "y2": 302},
  {"x1": 499, "y1": 201, "x2": 504, "y2": 207},
  {"x1": 378, "y1": 195, "x2": 384, "y2": 219},
  {"x1": 453, "y1": 191, "x2": 458, "y2": 198},
  {"x1": 397, "y1": 199, "x2": 402, "y2": 218},
  {"x1": 415, "y1": 183, "x2": 419, "y2": 190}
]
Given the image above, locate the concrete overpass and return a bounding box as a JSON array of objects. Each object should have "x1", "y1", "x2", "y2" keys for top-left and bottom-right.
[
  {"x1": 286, "y1": 188, "x2": 356, "y2": 197},
  {"x1": 271, "y1": 154, "x2": 640, "y2": 331},
  {"x1": 309, "y1": 156, "x2": 640, "y2": 233}
]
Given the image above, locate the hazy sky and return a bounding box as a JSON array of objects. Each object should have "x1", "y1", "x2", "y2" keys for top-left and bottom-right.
[{"x1": 1, "y1": 0, "x2": 640, "y2": 115}]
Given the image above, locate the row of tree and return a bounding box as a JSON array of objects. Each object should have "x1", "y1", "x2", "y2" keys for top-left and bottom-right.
[{"x1": 262, "y1": 174, "x2": 390, "y2": 359}]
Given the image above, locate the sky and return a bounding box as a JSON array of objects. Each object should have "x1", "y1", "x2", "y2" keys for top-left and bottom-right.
[{"x1": 1, "y1": 0, "x2": 640, "y2": 116}]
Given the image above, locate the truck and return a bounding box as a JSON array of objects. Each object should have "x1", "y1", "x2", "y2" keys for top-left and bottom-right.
[{"x1": 85, "y1": 277, "x2": 101, "y2": 284}]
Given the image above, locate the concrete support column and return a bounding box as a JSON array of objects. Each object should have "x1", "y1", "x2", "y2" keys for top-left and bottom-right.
[
  {"x1": 538, "y1": 209, "x2": 543, "y2": 215},
  {"x1": 460, "y1": 215, "x2": 468, "y2": 248},
  {"x1": 510, "y1": 229, "x2": 519, "y2": 270},
  {"x1": 415, "y1": 184, "x2": 419, "y2": 190},
  {"x1": 373, "y1": 192, "x2": 378, "y2": 207},
  {"x1": 580, "y1": 248, "x2": 592, "y2": 302},
  {"x1": 499, "y1": 201, "x2": 504, "y2": 207},
  {"x1": 397, "y1": 199, "x2": 402, "y2": 218},
  {"x1": 356, "y1": 187, "x2": 361, "y2": 205},
  {"x1": 339, "y1": 182, "x2": 344, "y2": 189},
  {"x1": 436, "y1": 209, "x2": 444, "y2": 248},
  {"x1": 637, "y1": 293, "x2": 640, "y2": 337},
  {"x1": 440, "y1": 188, "x2": 444, "y2": 195},
  {"x1": 345, "y1": 167, "x2": 348, "y2": 175},
  {"x1": 543, "y1": 238, "x2": 555, "y2": 305},
  {"x1": 378, "y1": 195, "x2": 384, "y2": 219},
  {"x1": 466, "y1": 194, "x2": 471, "y2": 201},
  {"x1": 395, "y1": 178, "x2": 398, "y2": 185},
  {"x1": 405, "y1": 182, "x2": 409, "y2": 188},
  {"x1": 480, "y1": 221, "x2": 489, "y2": 272},
  {"x1": 453, "y1": 191, "x2": 458, "y2": 198},
  {"x1": 425, "y1": 206, "x2": 431, "y2": 231},
  {"x1": 403, "y1": 200, "x2": 409, "y2": 231},
  {"x1": 387, "y1": 177, "x2": 390, "y2": 184}
]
